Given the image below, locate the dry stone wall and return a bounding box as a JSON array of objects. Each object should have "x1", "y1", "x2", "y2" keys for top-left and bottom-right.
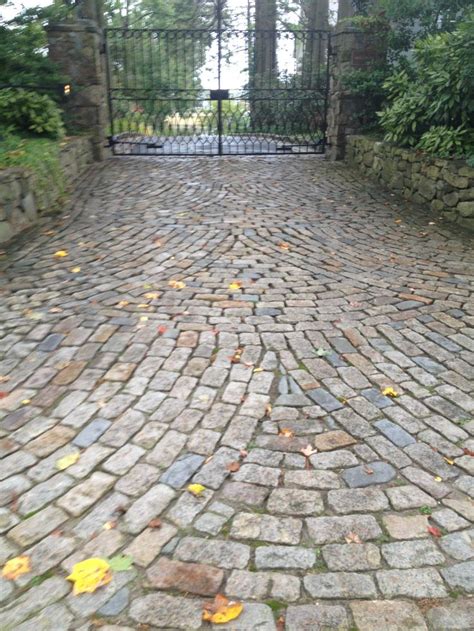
[
  {"x1": 0, "y1": 136, "x2": 93, "y2": 244},
  {"x1": 346, "y1": 135, "x2": 474, "y2": 231}
]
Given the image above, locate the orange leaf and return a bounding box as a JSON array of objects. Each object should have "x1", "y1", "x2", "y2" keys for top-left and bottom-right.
[
  {"x1": 158, "y1": 325, "x2": 168, "y2": 335},
  {"x1": 428, "y1": 525, "x2": 442, "y2": 538},
  {"x1": 2, "y1": 555, "x2": 31, "y2": 580},
  {"x1": 279, "y1": 428, "x2": 294, "y2": 438},
  {"x1": 227, "y1": 461, "x2": 241, "y2": 473},
  {"x1": 0, "y1": 392, "x2": 8, "y2": 399},
  {"x1": 148, "y1": 518, "x2": 162, "y2": 529},
  {"x1": 278, "y1": 242, "x2": 290, "y2": 250}
]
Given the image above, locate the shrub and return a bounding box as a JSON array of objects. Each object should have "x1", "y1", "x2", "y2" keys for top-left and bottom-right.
[
  {"x1": 378, "y1": 17, "x2": 474, "y2": 157},
  {"x1": 0, "y1": 89, "x2": 65, "y2": 139}
]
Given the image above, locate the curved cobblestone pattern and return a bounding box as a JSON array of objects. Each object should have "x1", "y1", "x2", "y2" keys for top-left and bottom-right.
[{"x1": 0, "y1": 156, "x2": 473, "y2": 630}]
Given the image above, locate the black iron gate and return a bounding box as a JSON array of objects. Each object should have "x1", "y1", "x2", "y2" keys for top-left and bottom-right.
[{"x1": 105, "y1": 15, "x2": 330, "y2": 156}]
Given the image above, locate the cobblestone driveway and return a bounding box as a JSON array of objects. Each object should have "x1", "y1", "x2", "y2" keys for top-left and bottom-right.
[{"x1": 0, "y1": 156, "x2": 473, "y2": 630}]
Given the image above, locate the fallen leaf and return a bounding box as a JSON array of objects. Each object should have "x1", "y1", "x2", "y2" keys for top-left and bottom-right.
[
  {"x1": 363, "y1": 466, "x2": 374, "y2": 475},
  {"x1": 168, "y1": 280, "x2": 186, "y2": 290},
  {"x1": 53, "y1": 250, "x2": 68, "y2": 258},
  {"x1": 463, "y1": 448, "x2": 474, "y2": 457},
  {"x1": 103, "y1": 520, "x2": 117, "y2": 530},
  {"x1": 144, "y1": 292, "x2": 160, "y2": 299},
  {"x1": 49, "y1": 307, "x2": 63, "y2": 313},
  {"x1": 108, "y1": 555, "x2": 133, "y2": 571},
  {"x1": 0, "y1": 392, "x2": 8, "y2": 399},
  {"x1": 279, "y1": 428, "x2": 294, "y2": 438},
  {"x1": 434, "y1": 476, "x2": 443, "y2": 482},
  {"x1": 157, "y1": 325, "x2": 168, "y2": 335},
  {"x1": 444, "y1": 457, "x2": 454, "y2": 465},
  {"x1": 253, "y1": 367, "x2": 263, "y2": 373},
  {"x1": 345, "y1": 532, "x2": 362, "y2": 544},
  {"x1": 137, "y1": 303, "x2": 150, "y2": 309},
  {"x1": 56, "y1": 453, "x2": 80, "y2": 470},
  {"x1": 265, "y1": 404, "x2": 272, "y2": 417},
  {"x1": 117, "y1": 300, "x2": 129, "y2": 308},
  {"x1": 316, "y1": 348, "x2": 329, "y2": 357},
  {"x1": 382, "y1": 386, "x2": 398, "y2": 398},
  {"x1": 2, "y1": 555, "x2": 31, "y2": 580},
  {"x1": 21, "y1": 399, "x2": 31, "y2": 405},
  {"x1": 153, "y1": 239, "x2": 162, "y2": 247},
  {"x1": 202, "y1": 594, "x2": 243, "y2": 624},
  {"x1": 239, "y1": 450, "x2": 248, "y2": 459},
  {"x1": 0, "y1": 376, "x2": 9, "y2": 384},
  {"x1": 300, "y1": 444, "x2": 317, "y2": 457},
  {"x1": 227, "y1": 461, "x2": 241, "y2": 473},
  {"x1": 427, "y1": 525, "x2": 442, "y2": 538},
  {"x1": 187, "y1": 483, "x2": 206, "y2": 496},
  {"x1": 230, "y1": 348, "x2": 243, "y2": 364},
  {"x1": 148, "y1": 518, "x2": 162, "y2": 529},
  {"x1": 276, "y1": 615, "x2": 285, "y2": 631},
  {"x1": 139, "y1": 316, "x2": 148, "y2": 322},
  {"x1": 278, "y1": 242, "x2": 290, "y2": 250},
  {"x1": 71, "y1": 267, "x2": 81, "y2": 273},
  {"x1": 228, "y1": 281, "x2": 242, "y2": 291},
  {"x1": 67, "y1": 558, "x2": 112, "y2": 595}
]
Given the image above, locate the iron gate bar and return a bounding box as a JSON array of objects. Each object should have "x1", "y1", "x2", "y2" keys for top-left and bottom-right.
[{"x1": 105, "y1": 22, "x2": 330, "y2": 157}]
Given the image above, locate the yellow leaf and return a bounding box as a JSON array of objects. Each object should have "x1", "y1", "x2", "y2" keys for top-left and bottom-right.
[
  {"x1": 253, "y1": 367, "x2": 263, "y2": 373},
  {"x1": 116, "y1": 300, "x2": 129, "y2": 308},
  {"x1": 54, "y1": 250, "x2": 68, "y2": 258},
  {"x1": 187, "y1": 483, "x2": 206, "y2": 496},
  {"x1": 202, "y1": 595, "x2": 243, "y2": 624},
  {"x1": 144, "y1": 292, "x2": 160, "y2": 299},
  {"x1": 67, "y1": 558, "x2": 112, "y2": 595},
  {"x1": 210, "y1": 602, "x2": 243, "y2": 624},
  {"x1": 140, "y1": 316, "x2": 148, "y2": 322},
  {"x1": 169, "y1": 280, "x2": 186, "y2": 290},
  {"x1": 137, "y1": 303, "x2": 150, "y2": 309},
  {"x1": 2, "y1": 555, "x2": 31, "y2": 580},
  {"x1": 382, "y1": 387, "x2": 398, "y2": 398},
  {"x1": 21, "y1": 399, "x2": 31, "y2": 405},
  {"x1": 71, "y1": 267, "x2": 81, "y2": 273},
  {"x1": 444, "y1": 457, "x2": 454, "y2": 465},
  {"x1": 56, "y1": 453, "x2": 80, "y2": 470},
  {"x1": 434, "y1": 476, "x2": 443, "y2": 482},
  {"x1": 228, "y1": 281, "x2": 242, "y2": 291}
]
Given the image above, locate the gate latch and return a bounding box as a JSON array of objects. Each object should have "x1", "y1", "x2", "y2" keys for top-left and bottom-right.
[{"x1": 210, "y1": 89, "x2": 229, "y2": 100}]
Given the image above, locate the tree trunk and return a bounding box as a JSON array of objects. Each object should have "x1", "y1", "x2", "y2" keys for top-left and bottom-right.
[
  {"x1": 254, "y1": 0, "x2": 277, "y2": 87},
  {"x1": 337, "y1": 0, "x2": 354, "y2": 21},
  {"x1": 301, "y1": 0, "x2": 329, "y2": 87}
]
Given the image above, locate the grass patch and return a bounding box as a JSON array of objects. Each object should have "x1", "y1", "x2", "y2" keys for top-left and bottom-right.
[
  {"x1": 26, "y1": 570, "x2": 55, "y2": 588},
  {"x1": 265, "y1": 599, "x2": 287, "y2": 613},
  {"x1": 0, "y1": 132, "x2": 66, "y2": 212}
]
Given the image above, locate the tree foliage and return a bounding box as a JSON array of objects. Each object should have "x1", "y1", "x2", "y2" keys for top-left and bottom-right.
[{"x1": 378, "y1": 17, "x2": 474, "y2": 157}]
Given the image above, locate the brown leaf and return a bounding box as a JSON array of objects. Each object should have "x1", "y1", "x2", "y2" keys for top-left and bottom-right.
[
  {"x1": 279, "y1": 428, "x2": 294, "y2": 438},
  {"x1": 276, "y1": 615, "x2": 285, "y2": 631},
  {"x1": 239, "y1": 449, "x2": 248, "y2": 459},
  {"x1": 463, "y1": 448, "x2": 474, "y2": 457},
  {"x1": 428, "y1": 525, "x2": 442, "y2": 538},
  {"x1": 227, "y1": 461, "x2": 241, "y2": 473},
  {"x1": 148, "y1": 518, "x2": 162, "y2": 529},
  {"x1": 264, "y1": 403, "x2": 272, "y2": 417},
  {"x1": 363, "y1": 466, "x2": 374, "y2": 475},
  {"x1": 345, "y1": 531, "x2": 362, "y2": 544},
  {"x1": 300, "y1": 444, "x2": 317, "y2": 457}
]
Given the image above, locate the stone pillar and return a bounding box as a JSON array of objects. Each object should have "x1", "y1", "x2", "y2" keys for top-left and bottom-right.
[
  {"x1": 47, "y1": 19, "x2": 107, "y2": 160},
  {"x1": 326, "y1": 22, "x2": 387, "y2": 160}
]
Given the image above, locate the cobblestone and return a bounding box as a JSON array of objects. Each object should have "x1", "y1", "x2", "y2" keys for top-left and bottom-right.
[{"x1": 0, "y1": 156, "x2": 472, "y2": 628}]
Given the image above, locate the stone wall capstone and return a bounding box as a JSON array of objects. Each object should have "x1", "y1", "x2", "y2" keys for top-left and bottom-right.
[
  {"x1": 0, "y1": 136, "x2": 94, "y2": 244},
  {"x1": 346, "y1": 135, "x2": 474, "y2": 231}
]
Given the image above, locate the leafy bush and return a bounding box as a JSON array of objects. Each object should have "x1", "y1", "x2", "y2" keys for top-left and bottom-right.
[
  {"x1": 378, "y1": 17, "x2": 474, "y2": 157},
  {"x1": 0, "y1": 89, "x2": 64, "y2": 139}
]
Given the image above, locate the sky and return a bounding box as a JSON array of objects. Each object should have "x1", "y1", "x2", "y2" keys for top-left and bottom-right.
[{"x1": 1, "y1": 0, "x2": 339, "y2": 24}]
